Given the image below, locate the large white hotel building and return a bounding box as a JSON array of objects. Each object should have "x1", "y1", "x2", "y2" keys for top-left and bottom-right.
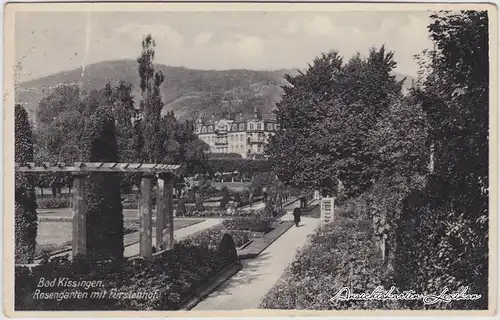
[{"x1": 194, "y1": 108, "x2": 279, "y2": 159}]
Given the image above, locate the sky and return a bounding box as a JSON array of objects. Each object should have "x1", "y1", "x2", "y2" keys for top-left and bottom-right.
[{"x1": 14, "y1": 10, "x2": 434, "y2": 82}]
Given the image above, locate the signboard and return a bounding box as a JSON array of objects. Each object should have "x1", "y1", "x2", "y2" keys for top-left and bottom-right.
[
  {"x1": 320, "y1": 197, "x2": 335, "y2": 227},
  {"x1": 314, "y1": 190, "x2": 320, "y2": 200}
]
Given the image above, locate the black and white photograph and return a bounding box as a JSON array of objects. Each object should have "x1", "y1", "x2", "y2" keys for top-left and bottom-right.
[{"x1": 4, "y1": 2, "x2": 497, "y2": 316}]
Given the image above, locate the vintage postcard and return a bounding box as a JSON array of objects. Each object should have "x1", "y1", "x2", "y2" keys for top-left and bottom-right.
[{"x1": 3, "y1": 1, "x2": 498, "y2": 318}]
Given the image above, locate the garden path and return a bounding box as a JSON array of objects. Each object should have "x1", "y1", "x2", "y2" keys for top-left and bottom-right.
[
  {"x1": 123, "y1": 218, "x2": 223, "y2": 258},
  {"x1": 192, "y1": 215, "x2": 320, "y2": 310}
]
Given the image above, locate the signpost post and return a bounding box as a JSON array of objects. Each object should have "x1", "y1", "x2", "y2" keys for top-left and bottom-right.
[{"x1": 320, "y1": 197, "x2": 335, "y2": 227}]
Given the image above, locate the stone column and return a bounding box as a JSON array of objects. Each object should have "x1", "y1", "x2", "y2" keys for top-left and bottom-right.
[
  {"x1": 162, "y1": 173, "x2": 175, "y2": 250},
  {"x1": 139, "y1": 173, "x2": 154, "y2": 258},
  {"x1": 72, "y1": 173, "x2": 87, "y2": 257},
  {"x1": 156, "y1": 175, "x2": 166, "y2": 250}
]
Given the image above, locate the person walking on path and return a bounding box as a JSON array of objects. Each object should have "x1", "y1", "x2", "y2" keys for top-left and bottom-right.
[
  {"x1": 299, "y1": 193, "x2": 307, "y2": 209},
  {"x1": 293, "y1": 207, "x2": 301, "y2": 227}
]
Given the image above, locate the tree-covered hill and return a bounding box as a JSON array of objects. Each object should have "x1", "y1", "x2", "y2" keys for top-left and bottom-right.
[{"x1": 16, "y1": 59, "x2": 414, "y2": 122}]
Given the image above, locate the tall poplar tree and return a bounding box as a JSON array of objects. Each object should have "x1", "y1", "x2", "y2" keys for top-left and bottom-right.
[{"x1": 136, "y1": 34, "x2": 165, "y2": 163}]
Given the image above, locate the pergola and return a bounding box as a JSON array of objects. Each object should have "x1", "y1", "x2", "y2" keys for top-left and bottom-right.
[{"x1": 15, "y1": 162, "x2": 180, "y2": 259}]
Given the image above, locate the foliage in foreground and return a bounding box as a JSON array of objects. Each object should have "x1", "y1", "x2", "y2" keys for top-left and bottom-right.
[
  {"x1": 15, "y1": 244, "x2": 233, "y2": 311},
  {"x1": 261, "y1": 201, "x2": 485, "y2": 310},
  {"x1": 260, "y1": 209, "x2": 397, "y2": 310}
]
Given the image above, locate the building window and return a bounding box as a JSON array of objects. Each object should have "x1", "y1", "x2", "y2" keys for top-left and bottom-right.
[
  {"x1": 258, "y1": 123, "x2": 263, "y2": 130},
  {"x1": 208, "y1": 126, "x2": 213, "y2": 132},
  {"x1": 239, "y1": 123, "x2": 244, "y2": 130},
  {"x1": 275, "y1": 124, "x2": 279, "y2": 130},
  {"x1": 249, "y1": 123, "x2": 254, "y2": 130},
  {"x1": 233, "y1": 124, "x2": 237, "y2": 131},
  {"x1": 268, "y1": 123, "x2": 273, "y2": 131}
]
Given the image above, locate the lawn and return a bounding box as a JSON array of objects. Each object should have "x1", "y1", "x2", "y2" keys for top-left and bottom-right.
[{"x1": 35, "y1": 218, "x2": 205, "y2": 257}]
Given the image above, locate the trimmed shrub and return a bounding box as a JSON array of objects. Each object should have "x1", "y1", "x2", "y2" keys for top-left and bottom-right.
[
  {"x1": 219, "y1": 186, "x2": 230, "y2": 210},
  {"x1": 81, "y1": 106, "x2": 124, "y2": 260},
  {"x1": 194, "y1": 193, "x2": 204, "y2": 211},
  {"x1": 218, "y1": 233, "x2": 238, "y2": 262},
  {"x1": 176, "y1": 199, "x2": 187, "y2": 216},
  {"x1": 15, "y1": 104, "x2": 38, "y2": 264}
]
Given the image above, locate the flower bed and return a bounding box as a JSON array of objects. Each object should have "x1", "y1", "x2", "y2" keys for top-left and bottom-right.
[
  {"x1": 15, "y1": 244, "x2": 234, "y2": 311},
  {"x1": 222, "y1": 215, "x2": 275, "y2": 233},
  {"x1": 180, "y1": 225, "x2": 254, "y2": 252},
  {"x1": 181, "y1": 215, "x2": 276, "y2": 253},
  {"x1": 37, "y1": 197, "x2": 71, "y2": 209},
  {"x1": 260, "y1": 211, "x2": 397, "y2": 310},
  {"x1": 176, "y1": 206, "x2": 262, "y2": 218}
]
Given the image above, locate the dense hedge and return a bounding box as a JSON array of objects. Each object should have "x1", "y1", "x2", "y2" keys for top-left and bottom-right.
[
  {"x1": 15, "y1": 105, "x2": 38, "y2": 264},
  {"x1": 207, "y1": 158, "x2": 272, "y2": 176},
  {"x1": 15, "y1": 244, "x2": 233, "y2": 310},
  {"x1": 209, "y1": 153, "x2": 242, "y2": 159},
  {"x1": 393, "y1": 175, "x2": 489, "y2": 310},
  {"x1": 80, "y1": 106, "x2": 124, "y2": 260}
]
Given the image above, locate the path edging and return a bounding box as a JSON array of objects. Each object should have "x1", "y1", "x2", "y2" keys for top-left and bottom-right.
[
  {"x1": 238, "y1": 221, "x2": 294, "y2": 259},
  {"x1": 179, "y1": 261, "x2": 243, "y2": 310}
]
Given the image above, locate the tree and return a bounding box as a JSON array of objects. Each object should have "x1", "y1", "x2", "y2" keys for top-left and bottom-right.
[
  {"x1": 136, "y1": 34, "x2": 165, "y2": 163},
  {"x1": 34, "y1": 84, "x2": 109, "y2": 196},
  {"x1": 15, "y1": 105, "x2": 38, "y2": 263},
  {"x1": 35, "y1": 85, "x2": 86, "y2": 165},
  {"x1": 111, "y1": 81, "x2": 135, "y2": 162},
  {"x1": 394, "y1": 10, "x2": 489, "y2": 309},
  {"x1": 81, "y1": 106, "x2": 124, "y2": 260},
  {"x1": 268, "y1": 47, "x2": 403, "y2": 198}
]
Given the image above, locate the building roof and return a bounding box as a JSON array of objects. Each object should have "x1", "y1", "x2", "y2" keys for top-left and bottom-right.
[{"x1": 195, "y1": 109, "x2": 276, "y2": 125}]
